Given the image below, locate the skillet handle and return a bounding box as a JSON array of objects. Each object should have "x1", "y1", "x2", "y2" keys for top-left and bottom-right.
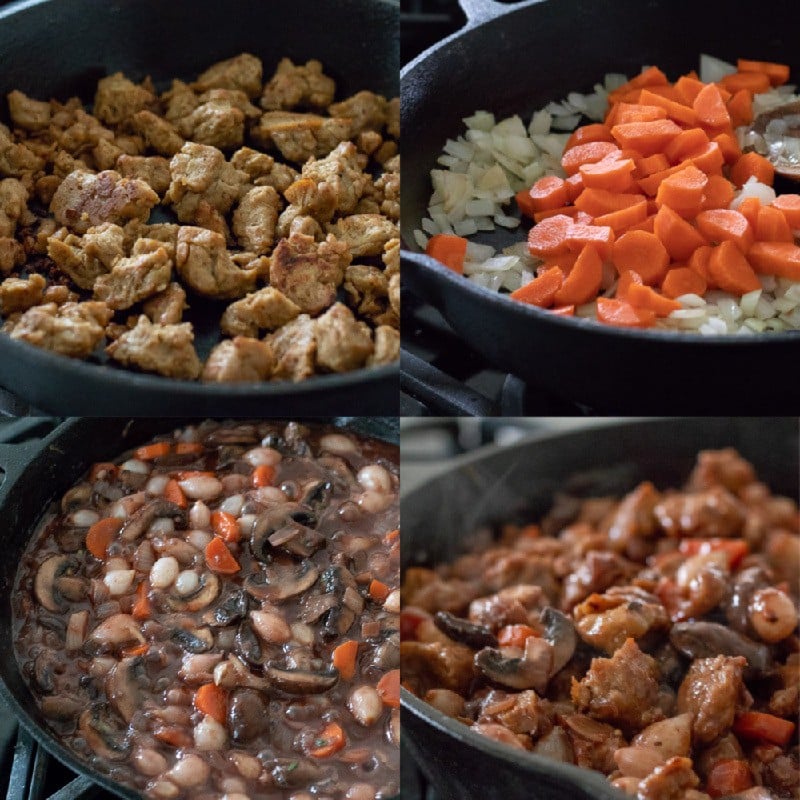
[
  {"x1": 458, "y1": 0, "x2": 514, "y2": 24},
  {"x1": 0, "y1": 418, "x2": 62, "y2": 504}
]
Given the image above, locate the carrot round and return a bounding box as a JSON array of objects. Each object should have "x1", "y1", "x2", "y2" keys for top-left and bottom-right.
[
  {"x1": 689, "y1": 141, "x2": 725, "y2": 175},
  {"x1": 719, "y1": 71, "x2": 770, "y2": 95},
  {"x1": 510, "y1": 266, "x2": 564, "y2": 307},
  {"x1": 85, "y1": 517, "x2": 123, "y2": 559},
  {"x1": 426, "y1": 234, "x2": 468, "y2": 274},
  {"x1": 252, "y1": 464, "x2": 275, "y2": 488},
  {"x1": 626, "y1": 283, "x2": 682, "y2": 317},
  {"x1": 674, "y1": 74, "x2": 706, "y2": 106},
  {"x1": 737, "y1": 58, "x2": 790, "y2": 87},
  {"x1": 205, "y1": 536, "x2": 241, "y2": 575},
  {"x1": 611, "y1": 119, "x2": 682, "y2": 157},
  {"x1": 561, "y1": 141, "x2": 620, "y2": 176},
  {"x1": 748, "y1": 241, "x2": 800, "y2": 280},
  {"x1": 688, "y1": 244, "x2": 714, "y2": 285},
  {"x1": 553, "y1": 244, "x2": 602, "y2": 306},
  {"x1": 211, "y1": 510, "x2": 240, "y2": 543},
  {"x1": 527, "y1": 175, "x2": 569, "y2": 212},
  {"x1": 727, "y1": 89, "x2": 753, "y2": 128},
  {"x1": 713, "y1": 132, "x2": 742, "y2": 164},
  {"x1": 730, "y1": 152, "x2": 775, "y2": 188},
  {"x1": 593, "y1": 199, "x2": 648, "y2": 233},
  {"x1": 332, "y1": 640, "x2": 359, "y2": 681},
  {"x1": 638, "y1": 88, "x2": 698, "y2": 127},
  {"x1": 755, "y1": 205, "x2": 794, "y2": 243},
  {"x1": 702, "y1": 175, "x2": 735, "y2": 211},
  {"x1": 596, "y1": 297, "x2": 655, "y2": 328},
  {"x1": 616, "y1": 269, "x2": 643, "y2": 300},
  {"x1": 733, "y1": 711, "x2": 796, "y2": 745},
  {"x1": 692, "y1": 83, "x2": 731, "y2": 129},
  {"x1": 497, "y1": 624, "x2": 538, "y2": 649},
  {"x1": 663, "y1": 128, "x2": 709, "y2": 164},
  {"x1": 376, "y1": 669, "x2": 401, "y2": 708},
  {"x1": 194, "y1": 683, "x2": 228, "y2": 725},
  {"x1": 770, "y1": 194, "x2": 800, "y2": 228},
  {"x1": 636, "y1": 152, "x2": 670, "y2": 177},
  {"x1": 527, "y1": 214, "x2": 573, "y2": 257},
  {"x1": 565, "y1": 123, "x2": 613, "y2": 151},
  {"x1": 654, "y1": 205, "x2": 708, "y2": 261},
  {"x1": 369, "y1": 579, "x2": 391, "y2": 602},
  {"x1": 515, "y1": 187, "x2": 539, "y2": 219},
  {"x1": 612, "y1": 229, "x2": 669, "y2": 285},
  {"x1": 134, "y1": 442, "x2": 171, "y2": 460},
  {"x1": 706, "y1": 760, "x2": 753, "y2": 799},
  {"x1": 566, "y1": 223, "x2": 615, "y2": 260},
  {"x1": 662, "y1": 267, "x2": 707, "y2": 299},
  {"x1": 695, "y1": 209, "x2": 754, "y2": 252},
  {"x1": 574, "y1": 189, "x2": 645, "y2": 217},
  {"x1": 310, "y1": 722, "x2": 346, "y2": 758},
  {"x1": 655, "y1": 164, "x2": 708, "y2": 218},
  {"x1": 708, "y1": 241, "x2": 761, "y2": 295}
]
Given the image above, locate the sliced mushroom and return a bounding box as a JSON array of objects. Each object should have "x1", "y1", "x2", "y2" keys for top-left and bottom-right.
[
  {"x1": 61, "y1": 483, "x2": 92, "y2": 514},
  {"x1": 33, "y1": 651, "x2": 57, "y2": 693},
  {"x1": 300, "y1": 480, "x2": 333, "y2": 514},
  {"x1": 54, "y1": 527, "x2": 86, "y2": 553},
  {"x1": 541, "y1": 607, "x2": 577, "y2": 675},
  {"x1": 726, "y1": 566, "x2": 769, "y2": 635},
  {"x1": 265, "y1": 664, "x2": 339, "y2": 694},
  {"x1": 213, "y1": 655, "x2": 269, "y2": 690},
  {"x1": 54, "y1": 575, "x2": 87, "y2": 602},
  {"x1": 669, "y1": 621, "x2": 772, "y2": 677},
  {"x1": 206, "y1": 588, "x2": 249, "y2": 627},
  {"x1": 105, "y1": 656, "x2": 148, "y2": 723},
  {"x1": 79, "y1": 706, "x2": 131, "y2": 762},
  {"x1": 34, "y1": 555, "x2": 77, "y2": 612},
  {"x1": 245, "y1": 561, "x2": 319, "y2": 602},
  {"x1": 250, "y1": 504, "x2": 323, "y2": 561},
  {"x1": 228, "y1": 688, "x2": 269, "y2": 743},
  {"x1": 235, "y1": 620, "x2": 264, "y2": 665},
  {"x1": 168, "y1": 572, "x2": 220, "y2": 611},
  {"x1": 321, "y1": 605, "x2": 356, "y2": 641},
  {"x1": 474, "y1": 642, "x2": 552, "y2": 692},
  {"x1": 433, "y1": 611, "x2": 498, "y2": 648},
  {"x1": 171, "y1": 627, "x2": 214, "y2": 653},
  {"x1": 41, "y1": 695, "x2": 83, "y2": 721},
  {"x1": 121, "y1": 498, "x2": 186, "y2": 542},
  {"x1": 88, "y1": 614, "x2": 145, "y2": 650},
  {"x1": 268, "y1": 758, "x2": 321, "y2": 789}
]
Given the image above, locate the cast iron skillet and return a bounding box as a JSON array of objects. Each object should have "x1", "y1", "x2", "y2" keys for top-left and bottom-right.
[
  {"x1": 0, "y1": 416, "x2": 399, "y2": 799},
  {"x1": 400, "y1": 417, "x2": 800, "y2": 800},
  {"x1": 0, "y1": 0, "x2": 399, "y2": 415},
  {"x1": 401, "y1": 0, "x2": 800, "y2": 414}
]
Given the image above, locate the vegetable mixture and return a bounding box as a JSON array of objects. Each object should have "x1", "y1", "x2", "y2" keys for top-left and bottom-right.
[{"x1": 401, "y1": 448, "x2": 799, "y2": 799}]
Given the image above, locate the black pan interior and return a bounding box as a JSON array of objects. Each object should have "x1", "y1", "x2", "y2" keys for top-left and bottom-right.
[
  {"x1": 400, "y1": 417, "x2": 800, "y2": 800},
  {"x1": 0, "y1": 416, "x2": 398, "y2": 799},
  {"x1": 0, "y1": 0, "x2": 399, "y2": 414}
]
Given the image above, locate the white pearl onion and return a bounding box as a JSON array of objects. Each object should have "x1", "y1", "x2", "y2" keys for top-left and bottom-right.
[
  {"x1": 383, "y1": 589, "x2": 400, "y2": 614},
  {"x1": 186, "y1": 529, "x2": 213, "y2": 551},
  {"x1": 245, "y1": 446, "x2": 282, "y2": 467},
  {"x1": 104, "y1": 570, "x2": 135, "y2": 596},
  {"x1": 189, "y1": 501, "x2": 211, "y2": 530},
  {"x1": 148, "y1": 517, "x2": 175, "y2": 535},
  {"x1": 179, "y1": 476, "x2": 222, "y2": 501},
  {"x1": 194, "y1": 715, "x2": 228, "y2": 751},
  {"x1": 69, "y1": 509, "x2": 100, "y2": 527},
  {"x1": 168, "y1": 753, "x2": 211, "y2": 786},
  {"x1": 319, "y1": 433, "x2": 358, "y2": 455},
  {"x1": 132, "y1": 747, "x2": 167, "y2": 777},
  {"x1": 146, "y1": 475, "x2": 170, "y2": 496},
  {"x1": 219, "y1": 494, "x2": 244, "y2": 516},
  {"x1": 174, "y1": 570, "x2": 199, "y2": 596},
  {"x1": 357, "y1": 465, "x2": 392, "y2": 493},
  {"x1": 106, "y1": 557, "x2": 129, "y2": 572},
  {"x1": 348, "y1": 686, "x2": 383, "y2": 727},
  {"x1": 150, "y1": 556, "x2": 179, "y2": 589},
  {"x1": 121, "y1": 459, "x2": 151, "y2": 475}
]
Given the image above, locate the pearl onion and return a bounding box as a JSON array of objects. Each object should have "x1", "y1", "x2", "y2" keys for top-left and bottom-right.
[
  {"x1": 149, "y1": 557, "x2": 179, "y2": 589},
  {"x1": 174, "y1": 570, "x2": 199, "y2": 596},
  {"x1": 194, "y1": 715, "x2": 228, "y2": 750},
  {"x1": 357, "y1": 465, "x2": 393, "y2": 493},
  {"x1": 168, "y1": 753, "x2": 210, "y2": 787},
  {"x1": 348, "y1": 686, "x2": 383, "y2": 726},
  {"x1": 103, "y1": 570, "x2": 135, "y2": 596}
]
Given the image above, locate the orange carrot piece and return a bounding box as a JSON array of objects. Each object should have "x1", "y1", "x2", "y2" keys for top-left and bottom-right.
[
  {"x1": 638, "y1": 88, "x2": 698, "y2": 127},
  {"x1": 662, "y1": 266, "x2": 707, "y2": 298},
  {"x1": 541, "y1": 251, "x2": 580, "y2": 273},
  {"x1": 132, "y1": 581, "x2": 152, "y2": 621},
  {"x1": 755, "y1": 205, "x2": 794, "y2": 243},
  {"x1": 654, "y1": 205, "x2": 708, "y2": 261},
  {"x1": 730, "y1": 151, "x2": 775, "y2": 188},
  {"x1": 369, "y1": 579, "x2": 391, "y2": 602},
  {"x1": 527, "y1": 214, "x2": 573, "y2": 257},
  {"x1": 607, "y1": 65, "x2": 669, "y2": 104},
  {"x1": 674, "y1": 74, "x2": 706, "y2": 106},
  {"x1": 561, "y1": 141, "x2": 620, "y2": 176},
  {"x1": 310, "y1": 722, "x2": 347, "y2": 758},
  {"x1": 679, "y1": 538, "x2": 750, "y2": 569},
  {"x1": 610, "y1": 119, "x2": 682, "y2": 157},
  {"x1": 693, "y1": 83, "x2": 731, "y2": 129},
  {"x1": 737, "y1": 197, "x2": 762, "y2": 231},
  {"x1": 205, "y1": 536, "x2": 241, "y2": 575},
  {"x1": 737, "y1": 58, "x2": 790, "y2": 87},
  {"x1": 564, "y1": 123, "x2": 613, "y2": 151},
  {"x1": 134, "y1": 442, "x2": 171, "y2": 460},
  {"x1": 425, "y1": 233, "x2": 468, "y2": 274},
  {"x1": 174, "y1": 442, "x2": 204, "y2": 455},
  {"x1": 655, "y1": 165, "x2": 708, "y2": 219},
  {"x1": 593, "y1": 199, "x2": 648, "y2": 232},
  {"x1": 733, "y1": 711, "x2": 796, "y2": 746},
  {"x1": 719, "y1": 71, "x2": 771, "y2": 95},
  {"x1": 626, "y1": 283, "x2": 682, "y2": 317},
  {"x1": 627, "y1": 213, "x2": 657, "y2": 234},
  {"x1": 708, "y1": 241, "x2": 761, "y2": 294},
  {"x1": 553, "y1": 245, "x2": 603, "y2": 306},
  {"x1": 550, "y1": 305, "x2": 575, "y2": 316},
  {"x1": 527, "y1": 175, "x2": 569, "y2": 212},
  {"x1": 706, "y1": 760, "x2": 753, "y2": 799},
  {"x1": 596, "y1": 297, "x2": 655, "y2": 328},
  {"x1": 194, "y1": 683, "x2": 228, "y2": 725},
  {"x1": 211, "y1": 510, "x2": 240, "y2": 543},
  {"x1": 612, "y1": 229, "x2": 670, "y2": 285},
  {"x1": 332, "y1": 640, "x2": 359, "y2": 681},
  {"x1": 642, "y1": 84, "x2": 684, "y2": 103},
  {"x1": 771, "y1": 194, "x2": 800, "y2": 228},
  {"x1": 636, "y1": 152, "x2": 670, "y2": 177},
  {"x1": 579, "y1": 155, "x2": 635, "y2": 192},
  {"x1": 663, "y1": 128, "x2": 710, "y2": 164},
  {"x1": 89, "y1": 462, "x2": 118, "y2": 482},
  {"x1": 86, "y1": 517, "x2": 123, "y2": 559},
  {"x1": 688, "y1": 245, "x2": 715, "y2": 285},
  {"x1": 573, "y1": 189, "x2": 645, "y2": 216},
  {"x1": 695, "y1": 209, "x2": 754, "y2": 252},
  {"x1": 727, "y1": 89, "x2": 753, "y2": 127},
  {"x1": 510, "y1": 266, "x2": 564, "y2": 307},
  {"x1": 566, "y1": 223, "x2": 615, "y2": 260},
  {"x1": 564, "y1": 172, "x2": 584, "y2": 202},
  {"x1": 121, "y1": 642, "x2": 149, "y2": 658},
  {"x1": 252, "y1": 464, "x2": 275, "y2": 488},
  {"x1": 637, "y1": 163, "x2": 690, "y2": 197},
  {"x1": 163, "y1": 478, "x2": 187, "y2": 509},
  {"x1": 376, "y1": 669, "x2": 401, "y2": 708},
  {"x1": 515, "y1": 187, "x2": 539, "y2": 220},
  {"x1": 748, "y1": 241, "x2": 800, "y2": 279},
  {"x1": 616, "y1": 269, "x2": 643, "y2": 300},
  {"x1": 497, "y1": 624, "x2": 539, "y2": 649},
  {"x1": 687, "y1": 141, "x2": 724, "y2": 175},
  {"x1": 713, "y1": 132, "x2": 742, "y2": 164},
  {"x1": 612, "y1": 103, "x2": 667, "y2": 125},
  {"x1": 702, "y1": 175, "x2": 736, "y2": 210},
  {"x1": 532, "y1": 205, "x2": 580, "y2": 223}
]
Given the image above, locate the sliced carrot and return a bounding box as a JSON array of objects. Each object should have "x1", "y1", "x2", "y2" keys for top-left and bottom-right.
[
  {"x1": 655, "y1": 165, "x2": 708, "y2": 219},
  {"x1": 636, "y1": 152, "x2": 670, "y2": 177},
  {"x1": 654, "y1": 205, "x2": 708, "y2": 261},
  {"x1": 708, "y1": 241, "x2": 761, "y2": 294},
  {"x1": 121, "y1": 642, "x2": 149, "y2": 658},
  {"x1": 663, "y1": 128, "x2": 710, "y2": 164},
  {"x1": 565, "y1": 223, "x2": 615, "y2": 260},
  {"x1": 610, "y1": 119, "x2": 682, "y2": 157},
  {"x1": 755, "y1": 205, "x2": 794, "y2": 243},
  {"x1": 573, "y1": 188, "x2": 646, "y2": 217},
  {"x1": 608, "y1": 66, "x2": 669, "y2": 102},
  {"x1": 642, "y1": 84, "x2": 684, "y2": 103},
  {"x1": 526, "y1": 175, "x2": 569, "y2": 212},
  {"x1": 688, "y1": 244, "x2": 715, "y2": 285},
  {"x1": 205, "y1": 536, "x2": 241, "y2": 575},
  {"x1": 719, "y1": 71, "x2": 771, "y2": 95},
  {"x1": 134, "y1": 442, "x2": 171, "y2": 460},
  {"x1": 426, "y1": 233, "x2": 468, "y2": 274},
  {"x1": 561, "y1": 141, "x2": 620, "y2": 176},
  {"x1": 89, "y1": 462, "x2": 118, "y2": 482},
  {"x1": 695, "y1": 209, "x2": 754, "y2": 252},
  {"x1": 626, "y1": 283, "x2": 682, "y2": 317},
  {"x1": 510, "y1": 266, "x2": 564, "y2": 307},
  {"x1": 593, "y1": 199, "x2": 648, "y2": 232},
  {"x1": 211, "y1": 510, "x2": 240, "y2": 543},
  {"x1": 678, "y1": 538, "x2": 750, "y2": 569},
  {"x1": 706, "y1": 760, "x2": 753, "y2": 799},
  {"x1": 194, "y1": 682, "x2": 228, "y2": 725},
  {"x1": 748, "y1": 241, "x2": 800, "y2": 280},
  {"x1": 730, "y1": 151, "x2": 775, "y2": 188},
  {"x1": 252, "y1": 464, "x2": 276, "y2": 488},
  {"x1": 596, "y1": 297, "x2": 655, "y2": 328},
  {"x1": 174, "y1": 442, "x2": 204, "y2": 455},
  {"x1": 638, "y1": 163, "x2": 690, "y2": 197},
  {"x1": 532, "y1": 205, "x2": 580, "y2": 223},
  {"x1": 564, "y1": 123, "x2": 613, "y2": 151},
  {"x1": 310, "y1": 722, "x2": 346, "y2": 758},
  {"x1": 713, "y1": 132, "x2": 742, "y2": 164},
  {"x1": 638, "y1": 88, "x2": 698, "y2": 127},
  {"x1": 369, "y1": 579, "x2": 391, "y2": 602},
  {"x1": 702, "y1": 174, "x2": 736, "y2": 211},
  {"x1": 527, "y1": 214, "x2": 573, "y2": 257},
  {"x1": 383, "y1": 528, "x2": 400, "y2": 545},
  {"x1": 497, "y1": 624, "x2": 539, "y2": 649},
  {"x1": 552, "y1": 244, "x2": 603, "y2": 306},
  {"x1": 565, "y1": 172, "x2": 584, "y2": 202},
  {"x1": 515, "y1": 187, "x2": 539, "y2": 220},
  {"x1": 627, "y1": 213, "x2": 657, "y2": 234},
  {"x1": 737, "y1": 196, "x2": 762, "y2": 229},
  {"x1": 612, "y1": 103, "x2": 667, "y2": 125},
  {"x1": 733, "y1": 711, "x2": 796, "y2": 746},
  {"x1": 662, "y1": 267, "x2": 707, "y2": 299},
  {"x1": 737, "y1": 58, "x2": 791, "y2": 87},
  {"x1": 132, "y1": 581, "x2": 151, "y2": 621},
  {"x1": 376, "y1": 669, "x2": 400, "y2": 708},
  {"x1": 771, "y1": 194, "x2": 800, "y2": 228},
  {"x1": 693, "y1": 83, "x2": 731, "y2": 129},
  {"x1": 578, "y1": 154, "x2": 635, "y2": 193},
  {"x1": 85, "y1": 517, "x2": 123, "y2": 559},
  {"x1": 163, "y1": 478, "x2": 187, "y2": 509},
  {"x1": 550, "y1": 305, "x2": 575, "y2": 316},
  {"x1": 332, "y1": 640, "x2": 359, "y2": 681},
  {"x1": 674, "y1": 74, "x2": 706, "y2": 106},
  {"x1": 616, "y1": 269, "x2": 643, "y2": 300},
  {"x1": 688, "y1": 141, "x2": 725, "y2": 175},
  {"x1": 541, "y1": 251, "x2": 580, "y2": 273},
  {"x1": 727, "y1": 89, "x2": 753, "y2": 127},
  {"x1": 612, "y1": 229, "x2": 670, "y2": 285}
]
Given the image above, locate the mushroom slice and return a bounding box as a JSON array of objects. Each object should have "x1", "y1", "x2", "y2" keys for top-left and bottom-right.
[
  {"x1": 228, "y1": 688, "x2": 269, "y2": 743},
  {"x1": 34, "y1": 555, "x2": 78, "y2": 613},
  {"x1": 213, "y1": 655, "x2": 268, "y2": 690},
  {"x1": 120, "y1": 498, "x2": 186, "y2": 541},
  {"x1": 235, "y1": 620, "x2": 264, "y2": 665},
  {"x1": 206, "y1": 588, "x2": 249, "y2": 626},
  {"x1": 541, "y1": 607, "x2": 576, "y2": 675},
  {"x1": 434, "y1": 611, "x2": 498, "y2": 648},
  {"x1": 79, "y1": 706, "x2": 132, "y2": 762},
  {"x1": 105, "y1": 656, "x2": 148, "y2": 723},
  {"x1": 474, "y1": 642, "x2": 552, "y2": 692},
  {"x1": 250, "y1": 504, "x2": 323, "y2": 561},
  {"x1": 320, "y1": 605, "x2": 355, "y2": 640},
  {"x1": 61, "y1": 483, "x2": 92, "y2": 514},
  {"x1": 33, "y1": 651, "x2": 57, "y2": 693},
  {"x1": 669, "y1": 621, "x2": 771, "y2": 678},
  {"x1": 300, "y1": 480, "x2": 333, "y2": 514},
  {"x1": 265, "y1": 664, "x2": 339, "y2": 694},
  {"x1": 245, "y1": 561, "x2": 318, "y2": 602},
  {"x1": 41, "y1": 695, "x2": 83, "y2": 721},
  {"x1": 168, "y1": 572, "x2": 220, "y2": 611},
  {"x1": 88, "y1": 613, "x2": 145, "y2": 650},
  {"x1": 171, "y1": 627, "x2": 214, "y2": 653}
]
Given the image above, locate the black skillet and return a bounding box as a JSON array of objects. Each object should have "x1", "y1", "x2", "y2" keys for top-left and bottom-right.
[
  {"x1": 400, "y1": 417, "x2": 800, "y2": 800},
  {"x1": 401, "y1": 0, "x2": 800, "y2": 414},
  {"x1": 0, "y1": 0, "x2": 399, "y2": 415},
  {"x1": 0, "y1": 417, "x2": 399, "y2": 799}
]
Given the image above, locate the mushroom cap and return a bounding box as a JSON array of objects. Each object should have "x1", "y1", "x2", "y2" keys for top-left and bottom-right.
[
  {"x1": 245, "y1": 560, "x2": 319, "y2": 602},
  {"x1": 168, "y1": 572, "x2": 220, "y2": 611},
  {"x1": 79, "y1": 705, "x2": 131, "y2": 761},
  {"x1": 265, "y1": 664, "x2": 339, "y2": 694},
  {"x1": 34, "y1": 555, "x2": 73, "y2": 613}
]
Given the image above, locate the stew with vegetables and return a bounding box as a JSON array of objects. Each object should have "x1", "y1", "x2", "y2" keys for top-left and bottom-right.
[
  {"x1": 13, "y1": 420, "x2": 399, "y2": 800},
  {"x1": 402, "y1": 449, "x2": 799, "y2": 800}
]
